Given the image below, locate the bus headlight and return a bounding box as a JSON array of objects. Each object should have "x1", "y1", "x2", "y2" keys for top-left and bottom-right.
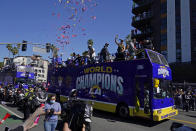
[{"x1": 157, "y1": 110, "x2": 162, "y2": 114}]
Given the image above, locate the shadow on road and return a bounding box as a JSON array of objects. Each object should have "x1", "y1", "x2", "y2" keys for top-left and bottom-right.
[
  {"x1": 186, "y1": 115, "x2": 196, "y2": 119},
  {"x1": 9, "y1": 115, "x2": 23, "y2": 121},
  {"x1": 93, "y1": 109, "x2": 169, "y2": 127}
]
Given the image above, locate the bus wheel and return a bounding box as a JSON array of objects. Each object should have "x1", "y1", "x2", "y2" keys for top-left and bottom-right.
[{"x1": 117, "y1": 104, "x2": 129, "y2": 118}]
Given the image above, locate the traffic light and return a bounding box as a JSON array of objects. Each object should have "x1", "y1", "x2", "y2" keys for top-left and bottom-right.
[
  {"x1": 46, "y1": 43, "x2": 51, "y2": 53},
  {"x1": 22, "y1": 40, "x2": 27, "y2": 51}
]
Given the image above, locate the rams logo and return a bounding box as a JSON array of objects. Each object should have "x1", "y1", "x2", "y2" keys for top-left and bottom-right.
[
  {"x1": 89, "y1": 85, "x2": 101, "y2": 98},
  {"x1": 158, "y1": 66, "x2": 169, "y2": 78}
]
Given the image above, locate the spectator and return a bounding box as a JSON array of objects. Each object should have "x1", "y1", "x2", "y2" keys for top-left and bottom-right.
[{"x1": 44, "y1": 95, "x2": 61, "y2": 131}]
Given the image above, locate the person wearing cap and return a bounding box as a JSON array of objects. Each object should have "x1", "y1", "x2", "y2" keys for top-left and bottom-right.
[
  {"x1": 99, "y1": 43, "x2": 110, "y2": 62},
  {"x1": 115, "y1": 35, "x2": 126, "y2": 61}
]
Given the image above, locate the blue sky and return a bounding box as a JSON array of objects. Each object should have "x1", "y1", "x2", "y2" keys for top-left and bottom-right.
[{"x1": 0, "y1": 0, "x2": 133, "y2": 62}]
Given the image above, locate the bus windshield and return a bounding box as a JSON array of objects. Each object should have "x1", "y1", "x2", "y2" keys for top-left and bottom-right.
[
  {"x1": 147, "y1": 50, "x2": 169, "y2": 66},
  {"x1": 153, "y1": 79, "x2": 172, "y2": 99}
]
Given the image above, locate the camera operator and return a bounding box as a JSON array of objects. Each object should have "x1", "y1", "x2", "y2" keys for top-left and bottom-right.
[
  {"x1": 44, "y1": 94, "x2": 61, "y2": 131},
  {"x1": 63, "y1": 89, "x2": 91, "y2": 131}
]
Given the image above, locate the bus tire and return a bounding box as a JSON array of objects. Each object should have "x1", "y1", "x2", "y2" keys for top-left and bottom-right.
[{"x1": 117, "y1": 104, "x2": 129, "y2": 118}]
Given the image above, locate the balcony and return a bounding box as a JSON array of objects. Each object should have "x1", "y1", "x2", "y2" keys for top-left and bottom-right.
[
  {"x1": 132, "y1": 11, "x2": 153, "y2": 28},
  {"x1": 132, "y1": 0, "x2": 153, "y2": 15},
  {"x1": 131, "y1": 29, "x2": 153, "y2": 41}
]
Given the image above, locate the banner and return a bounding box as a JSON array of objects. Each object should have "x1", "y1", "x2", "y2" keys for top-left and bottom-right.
[{"x1": 33, "y1": 47, "x2": 46, "y2": 54}]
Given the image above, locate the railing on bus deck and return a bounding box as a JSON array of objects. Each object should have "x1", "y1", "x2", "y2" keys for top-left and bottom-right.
[{"x1": 51, "y1": 49, "x2": 148, "y2": 69}]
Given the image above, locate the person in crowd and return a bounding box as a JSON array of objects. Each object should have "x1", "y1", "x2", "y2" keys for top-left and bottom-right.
[
  {"x1": 184, "y1": 91, "x2": 192, "y2": 112},
  {"x1": 5, "y1": 106, "x2": 45, "y2": 131},
  {"x1": 189, "y1": 89, "x2": 195, "y2": 111},
  {"x1": 63, "y1": 89, "x2": 78, "y2": 131},
  {"x1": 44, "y1": 94, "x2": 61, "y2": 131},
  {"x1": 23, "y1": 86, "x2": 34, "y2": 120},
  {"x1": 99, "y1": 43, "x2": 110, "y2": 62},
  {"x1": 63, "y1": 89, "x2": 87, "y2": 131},
  {"x1": 115, "y1": 35, "x2": 126, "y2": 61}
]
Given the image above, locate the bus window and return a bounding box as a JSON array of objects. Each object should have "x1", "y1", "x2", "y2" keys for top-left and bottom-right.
[
  {"x1": 153, "y1": 79, "x2": 172, "y2": 99},
  {"x1": 147, "y1": 50, "x2": 169, "y2": 67},
  {"x1": 144, "y1": 82, "x2": 150, "y2": 114}
]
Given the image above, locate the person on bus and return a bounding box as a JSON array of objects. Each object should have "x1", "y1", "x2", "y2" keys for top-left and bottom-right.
[
  {"x1": 88, "y1": 45, "x2": 96, "y2": 63},
  {"x1": 115, "y1": 35, "x2": 125, "y2": 61},
  {"x1": 99, "y1": 43, "x2": 110, "y2": 62},
  {"x1": 126, "y1": 39, "x2": 137, "y2": 59}
]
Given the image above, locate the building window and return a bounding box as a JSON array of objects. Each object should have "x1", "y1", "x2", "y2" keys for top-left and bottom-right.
[
  {"x1": 161, "y1": 18, "x2": 167, "y2": 30},
  {"x1": 35, "y1": 69, "x2": 37, "y2": 72},
  {"x1": 42, "y1": 75, "x2": 44, "y2": 78},
  {"x1": 42, "y1": 70, "x2": 45, "y2": 73},
  {"x1": 176, "y1": 49, "x2": 181, "y2": 62},
  {"x1": 176, "y1": 31, "x2": 181, "y2": 44},
  {"x1": 161, "y1": 34, "x2": 167, "y2": 46},
  {"x1": 161, "y1": 51, "x2": 168, "y2": 60},
  {"x1": 176, "y1": 16, "x2": 181, "y2": 27},
  {"x1": 161, "y1": 2, "x2": 167, "y2": 14}
]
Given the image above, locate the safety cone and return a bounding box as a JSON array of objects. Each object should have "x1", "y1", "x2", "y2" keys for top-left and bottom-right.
[{"x1": 0, "y1": 113, "x2": 11, "y2": 125}]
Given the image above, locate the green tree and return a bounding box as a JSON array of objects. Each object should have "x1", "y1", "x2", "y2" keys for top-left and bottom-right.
[
  {"x1": 11, "y1": 47, "x2": 19, "y2": 57},
  {"x1": 0, "y1": 62, "x2": 4, "y2": 68},
  {"x1": 17, "y1": 44, "x2": 21, "y2": 49},
  {"x1": 6, "y1": 44, "x2": 12, "y2": 51},
  {"x1": 87, "y1": 39, "x2": 94, "y2": 46}
]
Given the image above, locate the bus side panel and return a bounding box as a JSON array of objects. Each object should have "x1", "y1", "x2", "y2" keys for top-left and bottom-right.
[{"x1": 48, "y1": 60, "x2": 152, "y2": 114}]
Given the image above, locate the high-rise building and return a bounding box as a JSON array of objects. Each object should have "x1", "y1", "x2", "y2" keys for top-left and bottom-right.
[{"x1": 131, "y1": 0, "x2": 196, "y2": 63}]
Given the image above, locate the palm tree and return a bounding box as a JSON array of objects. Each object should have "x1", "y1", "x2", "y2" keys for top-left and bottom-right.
[
  {"x1": 87, "y1": 39, "x2": 94, "y2": 46},
  {"x1": 17, "y1": 44, "x2": 21, "y2": 49},
  {"x1": 82, "y1": 51, "x2": 88, "y2": 56},
  {"x1": 11, "y1": 47, "x2": 19, "y2": 58},
  {"x1": 6, "y1": 44, "x2": 12, "y2": 57}
]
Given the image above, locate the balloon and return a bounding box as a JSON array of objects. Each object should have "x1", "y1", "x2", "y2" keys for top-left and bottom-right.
[{"x1": 91, "y1": 16, "x2": 96, "y2": 20}]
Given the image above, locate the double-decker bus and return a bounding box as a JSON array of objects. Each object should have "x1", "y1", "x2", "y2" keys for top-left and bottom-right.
[
  {"x1": 47, "y1": 49, "x2": 178, "y2": 121},
  {"x1": 0, "y1": 65, "x2": 35, "y2": 88}
]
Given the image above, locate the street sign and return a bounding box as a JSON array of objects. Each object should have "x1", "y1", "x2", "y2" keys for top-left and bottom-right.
[{"x1": 33, "y1": 46, "x2": 46, "y2": 54}]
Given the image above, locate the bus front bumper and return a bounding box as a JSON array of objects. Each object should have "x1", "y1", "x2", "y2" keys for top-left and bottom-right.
[{"x1": 153, "y1": 107, "x2": 178, "y2": 121}]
